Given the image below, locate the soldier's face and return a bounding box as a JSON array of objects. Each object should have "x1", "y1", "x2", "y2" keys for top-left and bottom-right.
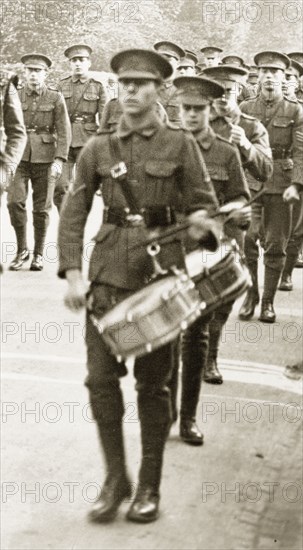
[
  {"x1": 180, "y1": 103, "x2": 210, "y2": 133},
  {"x1": 258, "y1": 68, "x2": 284, "y2": 92},
  {"x1": 177, "y1": 66, "x2": 196, "y2": 76},
  {"x1": 283, "y1": 74, "x2": 298, "y2": 97},
  {"x1": 213, "y1": 80, "x2": 240, "y2": 113},
  {"x1": 118, "y1": 79, "x2": 159, "y2": 115},
  {"x1": 70, "y1": 57, "x2": 91, "y2": 77},
  {"x1": 25, "y1": 68, "x2": 47, "y2": 87},
  {"x1": 205, "y1": 58, "x2": 220, "y2": 67}
]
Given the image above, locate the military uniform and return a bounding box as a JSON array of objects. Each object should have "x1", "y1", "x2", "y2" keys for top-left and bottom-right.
[
  {"x1": 58, "y1": 49, "x2": 219, "y2": 523},
  {"x1": 0, "y1": 69, "x2": 27, "y2": 273},
  {"x1": 0, "y1": 70, "x2": 26, "y2": 185},
  {"x1": 240, "y1": 52, "x2": 303, "y2": 321},
  {"x1": 55, "y1": 45, "x2": 107, "y2": 210},
  {"x1": 167, "y1": 76, "x2": 250, "y2": 442},
  {"x1": 7, "y1": 54, "x2": 70, "y2": 271},
  {"x1": 154, "y1": 41, "x2": 185, "y2": 126}
]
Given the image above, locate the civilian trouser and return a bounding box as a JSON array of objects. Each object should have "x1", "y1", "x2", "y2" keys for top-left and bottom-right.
[{"x1": 7, "y1": 161, "x2": 54, "y2": 255}]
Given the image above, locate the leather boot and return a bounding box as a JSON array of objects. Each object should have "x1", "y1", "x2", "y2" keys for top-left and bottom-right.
[
  {"x1": 259, "y1": 300, "x2": 276, "y2": 323},
  {"x1": 278, "y1": 275, "x2": 293, "y2": 291},
  {"x1": 88, "y1": 422, "x2": 131, "y2": 523},
  {"x1": 180, "y1": 418, "x2": 203, "y2": 446},
  {"x1": 239, "y1": 261, "x2": 259, "y2": 320},
  {"x1": 179, "y1": 316, "x2": 210, "y2": 444},
  {"x1": 259, "y1": 267, "x2": 280, "y2": 323},
  {"x1": 203, "y1": 358, "x2": 223, "y2": 384},
  {"x1": 126, "y1": 422, "x2": 169, "y2": 523},
  {"x1": 203, "y1": 308, "x2": 230, "y2": 385},
  {"x1": 9, "y1": 249, "x2": 30, "y2": 271}
]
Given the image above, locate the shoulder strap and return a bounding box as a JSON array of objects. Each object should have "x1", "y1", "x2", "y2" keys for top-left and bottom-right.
[{"x1": 109, "y1": 134, "x2": 140, "y2": 213}]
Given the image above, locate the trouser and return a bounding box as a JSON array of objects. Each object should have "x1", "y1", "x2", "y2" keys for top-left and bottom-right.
[
  {"x1": 7, "y1": 161, "x2": 54, "y2": 256},
  {"x1": 85, "y1": 283, "x2": 173, "y2": 491},
  {"x1": 244, "y1": 193, "x2": 293, "y2": 301},
  {"x1": 54, "y1": 147, "x2": 82, "y2": 212},
  {"x1": 282, "y1": 195, "x2": 303, "y2": 277}
]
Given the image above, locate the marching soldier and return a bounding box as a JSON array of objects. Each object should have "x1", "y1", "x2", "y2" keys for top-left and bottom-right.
[
  {"x1": 58, "y1": 48, "x2": 220, "y2": 523},
  {"x1": 169, "y1": 75, "x2": 251, "y2": 444},
  {"x1": 202, "y1": 64, "x2": 273, "y2": 382},
  {"x1": 153, "y1": 41, "x2": 185, "y2": 126},
  {"x1": 7, "y1": 54, "x2": 70, "y2": 271},
  {"x1": 200, "y1": 46, "x2": 223, "y2": 68},
  {"x1": 239, "y1": 51, "x2": 303, "y2": 322},
  {"x1": 176, "y1": 50, "x2": 198, "y2": 76},
  {"x1": 55, "y1": 44, "x2": 106, "y2": 210}
]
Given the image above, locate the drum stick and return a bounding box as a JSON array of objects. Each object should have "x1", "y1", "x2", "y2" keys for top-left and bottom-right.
[{"x1": 129, "y1": 186, "x2": 265, "y2": 250}]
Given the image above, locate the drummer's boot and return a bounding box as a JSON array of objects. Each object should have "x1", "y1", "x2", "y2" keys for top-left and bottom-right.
[
  {"x1": 179, "y1": 317, "x2": 210, "y2": 445},
  {"x1": 203, "y1": 306, "x2": 231, "y2": 384},
  {"x1": 259, "y1": 267, "x2": 280, "y2": 323},
  {"x1": 126, "y1": 422, "x2": 169, "y2": 523},
  {"x1": 88, "y1": 421, "x2": 132, "y2": 523},
  {"x1": 238, "y1": 261, "x2": 259, "y2": 320}
]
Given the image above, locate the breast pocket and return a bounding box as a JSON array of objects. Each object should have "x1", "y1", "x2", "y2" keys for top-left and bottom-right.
[
  {"x1": 144, "y1": 160, "x2": 178, "y2": 203},
  {"x1": 82, "y1": 92, "x2": 99, "y2": 114},
  {"x1": 205, "y1": 164, "x2": 229, "y2": 205},
  {"x1": 272, "y1": 118, "x2": 294, "y2": 146},
  {"x1": 39, "y1": 104, "x2": 55, "y2": 126}
]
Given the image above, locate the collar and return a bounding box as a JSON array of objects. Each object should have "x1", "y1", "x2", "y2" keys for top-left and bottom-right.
[
  {"x1": 117, "y1": 111, "x2": 162, "y2": 138},
  {"x1": 195, "y1": 126, "x2": 216, "y2": 150},
  {"x1": 26, "y1": 84, "x2": 46, "y2": 96},
  {"x1": 260, "y1": 93, "x2": 283, "y2": 106},
  {"x1": 71, "y1": 75, "x2": 90, "y2": 83}
]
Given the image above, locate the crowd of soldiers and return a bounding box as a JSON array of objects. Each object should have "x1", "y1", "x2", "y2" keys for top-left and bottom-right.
[{"x1": 1, "y1": 41, "x2": 303, "y2": 524}]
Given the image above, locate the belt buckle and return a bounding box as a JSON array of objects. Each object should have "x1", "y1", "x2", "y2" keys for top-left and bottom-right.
[
  {"x1": 110, "y1": 162, "x2": 128, "y2": 180},
  {"x1": 125, "y1": 214, "x2": 144, "y2": 227}
]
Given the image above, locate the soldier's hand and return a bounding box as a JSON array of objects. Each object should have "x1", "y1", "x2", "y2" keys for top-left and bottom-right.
[
  {"x1": 283, "y1": 184, "x2": 300, "y2": 203},
  {"x1": 220, "y1": 202, "x2": 252, "y2": 226},
  {"x1": 50, "y1": 158, "x2": 63, "y2": 179},
  {"x1": 0, "y1": 164, "x2": 14, "y2": 194},
  {"x1": 187, "y1": 209, "x2": 218, "y2": 241},
  {"x1": 229, "y1": 124, "x2": 251, "y2": 150},
  {"x1": 64, "y1": 270, "x2": 87, "y2": 312}
]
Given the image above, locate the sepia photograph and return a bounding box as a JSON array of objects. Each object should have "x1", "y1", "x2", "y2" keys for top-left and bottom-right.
[{"x1": 1, "y1": 1, "x2": 302, "y2": 548}]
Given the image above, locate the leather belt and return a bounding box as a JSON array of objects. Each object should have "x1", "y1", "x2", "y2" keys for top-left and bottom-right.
[
  {"x1": 26, "y1": 126, "x2": 53, "y2": 134},
  {"x1": 103, "y1": 206, "x2": 176, "y2": 228},
  {"x1": 70, "y1": 115, "x2": 95, "y2": 123}
]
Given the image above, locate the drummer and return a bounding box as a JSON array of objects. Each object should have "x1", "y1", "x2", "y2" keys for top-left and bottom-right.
[
  {"x1": 57, "y1": 49, "x2": 220, "y2": 524},
  {"x1": 168, "y1": 75, "x2": 251, "y2": 445}
]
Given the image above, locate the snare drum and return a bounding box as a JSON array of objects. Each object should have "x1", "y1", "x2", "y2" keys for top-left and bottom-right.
[
  {"x1": 90, "y1": 272, "x2": 203, "y2": 360},
  {"x1": 185, "y1": 240, "x2": 251, "y2": 315}
]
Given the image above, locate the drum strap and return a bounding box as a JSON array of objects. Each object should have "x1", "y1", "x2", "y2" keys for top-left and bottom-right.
[{"x1": 109, "y1": 134, "x2": 140, "y2": 214}]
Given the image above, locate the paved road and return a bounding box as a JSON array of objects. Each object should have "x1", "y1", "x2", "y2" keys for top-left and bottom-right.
[{"x1": 1, "y1": 196, "x2": 302, "y2": 549}]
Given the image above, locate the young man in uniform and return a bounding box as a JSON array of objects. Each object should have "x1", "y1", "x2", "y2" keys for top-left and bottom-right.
[
  {"x1": 55, "y1": 44, "x2": 106, "y2": 210},
  {"x1": 153, "y1": 41, "x2": 185, "y2": 126},
  {"x1": 202, "y1": 64, "x2": 273, "y2": 382},
  {"x1": 169, "y1": 75, "x2": 251, "y2": 444},
  {"x1": 200, "y1": 46, "x2": 223, "y2": 68},
  {"x1": 239, "y1": 51, "x2": 303, "y2": 323},
  {"x1": 58, "y1": 49, "x2": 220, "y2": 523},
  {"x1": 7, "y1": 54, "x2": 70, "y2": 271}
]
